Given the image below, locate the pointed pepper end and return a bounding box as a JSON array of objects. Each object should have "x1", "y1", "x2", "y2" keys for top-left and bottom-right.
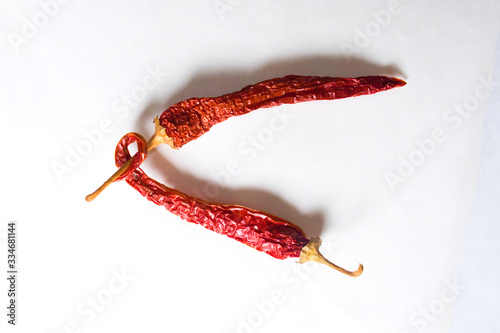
[{"x1": 391, "y1": 77, "x2": 407, "y2": 88}]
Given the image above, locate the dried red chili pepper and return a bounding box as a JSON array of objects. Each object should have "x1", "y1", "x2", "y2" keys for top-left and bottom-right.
[
  {"x1": 114, "y1": 132, "x2": 363, "y2": 276},
  {"x1": 158, "y1": 75, "x2": 407, "y2": 149},
  {"x1": 86, "y1": 74, "x2": 406, "y2": 201},
  {"x1": 86, "y1": 73, "x2": 406, "y2": 276}
]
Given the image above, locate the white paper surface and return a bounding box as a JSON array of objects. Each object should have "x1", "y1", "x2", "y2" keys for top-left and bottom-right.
[
  {"x1": 450, "y1": 31, "x2": 500, "y2": 333},
  {"x1": 1, "y1": 1, "x2": 499, "y2": 332}
]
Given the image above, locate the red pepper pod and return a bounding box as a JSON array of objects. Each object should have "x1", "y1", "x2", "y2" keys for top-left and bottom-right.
[
  {"x1": 87, "y1": 74, "x2": 406, "y2": 203},
  {"x1": 113, "y1": 133, "x2": 363, "y2": 277},
  {"x1": 115, "y1": 133, "x2": 309, "y2": 259},
  {"x1": 159, "y1": 75, "x2": 406, "y2": 148}
]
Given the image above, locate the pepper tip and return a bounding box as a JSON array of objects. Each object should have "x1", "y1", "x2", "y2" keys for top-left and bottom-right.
[{"x1": 393, "y1": 77, "x2": 407, "y2": 87}]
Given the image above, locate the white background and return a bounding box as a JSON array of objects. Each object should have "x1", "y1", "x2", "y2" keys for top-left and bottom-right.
[{"x1": 1, "y1": 1, "x2": 499, "y2": 332}]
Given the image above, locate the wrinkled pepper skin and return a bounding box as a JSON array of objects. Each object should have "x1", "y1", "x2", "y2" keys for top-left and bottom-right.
[
  {"x1": 114, "y1": 133, "x2": 310, "y2": 259},
  {"x1": 159, "y1": 75, "x2": 406, "y2": 148}
]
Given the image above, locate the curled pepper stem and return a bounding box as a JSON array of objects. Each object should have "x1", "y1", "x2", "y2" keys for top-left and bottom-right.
[
  {"x1": 85, "y1": 118, "x2": 174, "y2": 202},
  {"x1": 299, "y1": 237, "x2": 363, "y2": 277}
]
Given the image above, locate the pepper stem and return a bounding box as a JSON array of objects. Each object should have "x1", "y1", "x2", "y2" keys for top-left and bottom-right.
[
  {"x1": 85, "y1": 118, "x2": 174, "y2": 202},
  {"x1": 299, "y1": 237, "x2": 363, "y2": 277}
]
